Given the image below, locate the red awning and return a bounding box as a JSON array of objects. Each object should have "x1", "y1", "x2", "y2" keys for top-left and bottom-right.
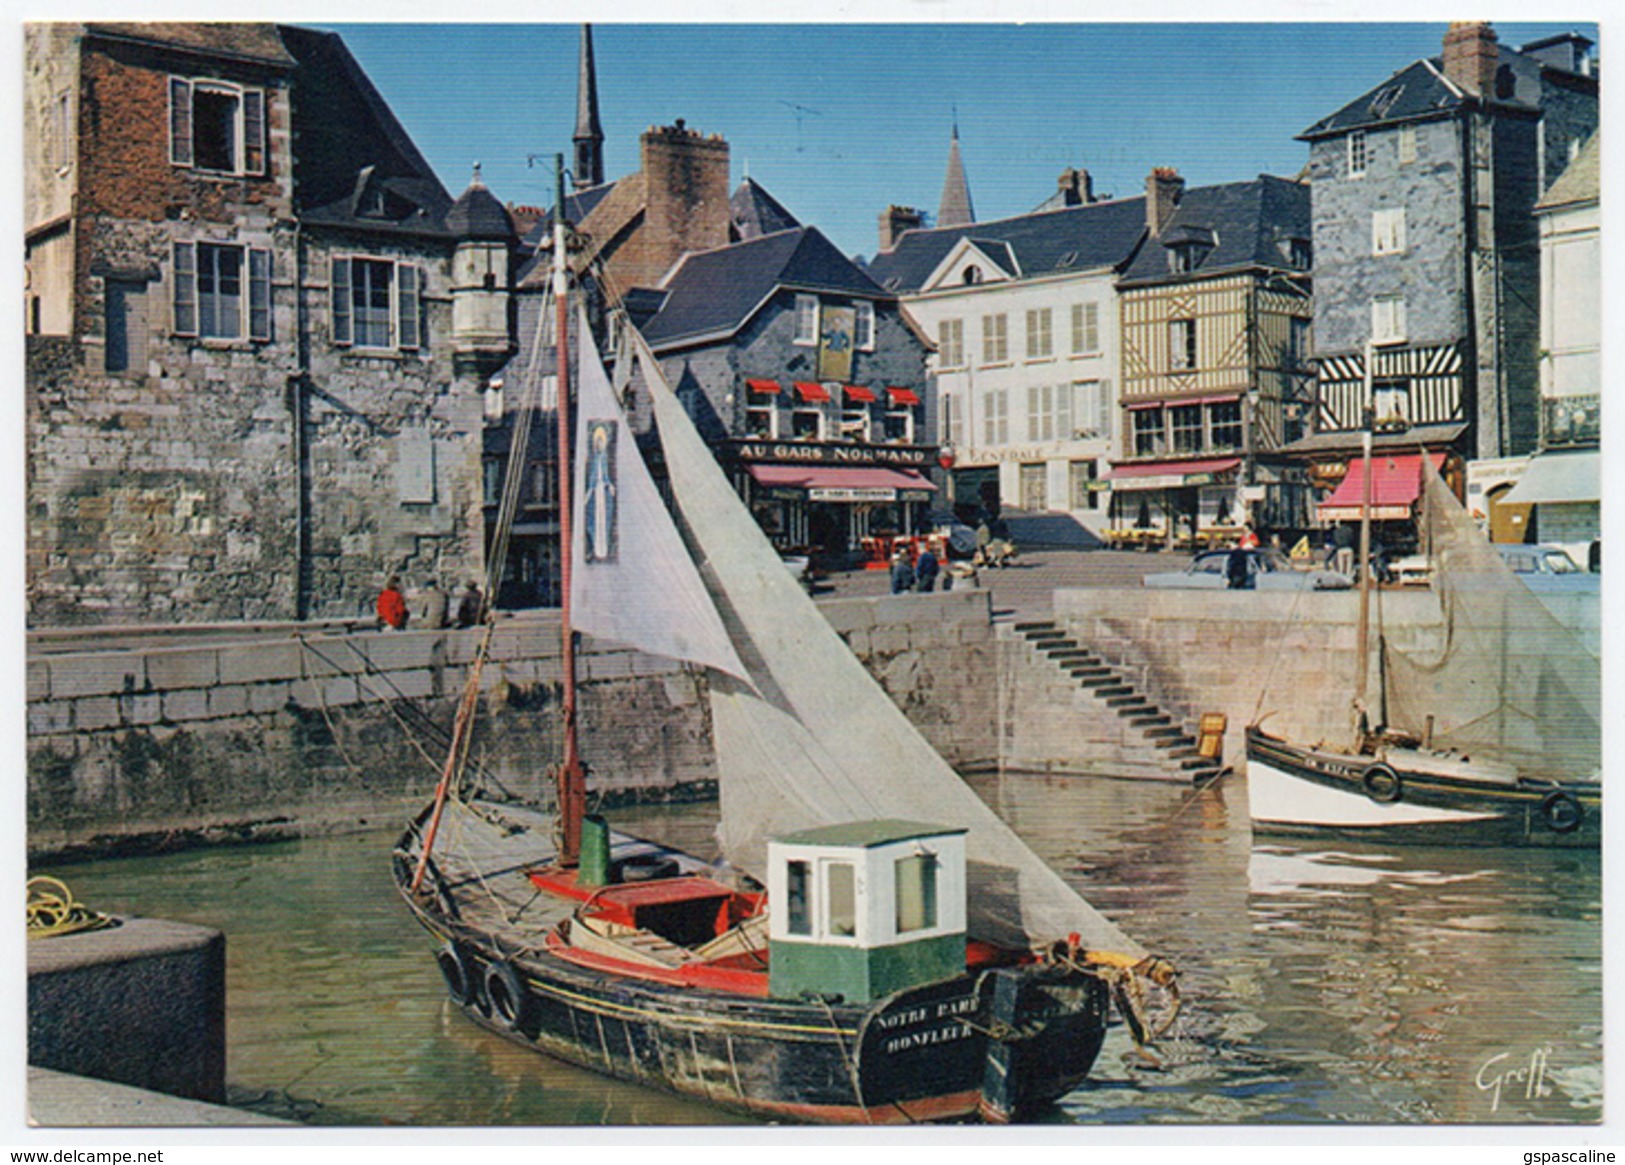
[
  {"x1": 1317, "y1": 451, "x2": 1445, "y2": 521},
  {"x1": 886, "y1": 386, "x2": 921, "y2": 406},
  {"x1": 843, "y1": 385, "x2": 878, "y2": 403},
  {"x1": 1109, "y1": 457, "x2": 1240, "y2": 480},
  {"x1": 793, "y1": 382, "x2": 831, "y2": 403},
  {"x1": 745, "y1": 378, "x2": 781, "y2": 394},
  {"x1": 746, "y1": 464, "x2": 937, "y2": 496}
]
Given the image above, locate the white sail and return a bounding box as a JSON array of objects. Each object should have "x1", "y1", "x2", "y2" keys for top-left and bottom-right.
[
  {"x1": 1384, "y1": 456, "x2": 1600, "y2": 778},
  {"x1": 624, "y1": 324, "x2": 1143, "y2": 958},
  {"x1": 570, "y1": 309, "x2": 749, "y2": 684}
]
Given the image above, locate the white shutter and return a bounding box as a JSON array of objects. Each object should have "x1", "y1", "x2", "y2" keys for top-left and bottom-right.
[
  {"x1": 331, "y1": 257, "x2": 352, "y2": 345},
  {"x1": 172, "y1": 242, "x2": 197, "y2": 335},
  {"x1": 397, "y1": 264, "x2": 421, "y2": 350},
  {"x1": 248, "y1": 248, "x2": 272, "y2": 341},
  {"x1": 243, "y1": 89, "x2": 266, "y2": 175},
  {"x1": 169, "y1": 78, "x2": 192, "y2": 167}
]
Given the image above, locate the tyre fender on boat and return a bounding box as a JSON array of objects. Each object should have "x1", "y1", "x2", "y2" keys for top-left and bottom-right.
[
  {"x1": 1540, "y1": 791, "x2": 1585, "y2": 834},
  {"x1": 437, "y1": 942, "x2": 475, "y2": 1006},
  {"x1": 1362, "y1": 763, "x2": 1403, "y2": 804},
  {"x1": 484, "y1": 959, "x2": 531, "y2": 1030}
]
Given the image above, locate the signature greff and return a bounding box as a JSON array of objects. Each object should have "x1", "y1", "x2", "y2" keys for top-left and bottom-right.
[{"x1": 1477, "y1": 1046, "x2": 1555, "y2": 1113}]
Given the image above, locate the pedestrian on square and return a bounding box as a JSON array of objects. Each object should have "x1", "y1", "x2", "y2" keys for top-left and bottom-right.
[
  {"x1": 1226, "y1": 544, "x2": 1252, "y2": 590},
  {"x1": 1332, "y1": 523, "x2": 1356, "y2": 577},
  {"x1": 377, "y1": 576, "x2": 409, "y2": 630},
  {"x1": 417, "y1": 579, "x2": 448, "y2": 629},
  {"x1": 915, "y1": 548, "x2": 939, "y2": 593},
  {"x1": 890, "y1": 550, "x2": 915, "y2": 595},
  {"x1": 1238, "y1": 524, "x2": 1260, "y2": 550},
  {"x1": 456, "y1": 580, "x2": 484, "y2": 628}
]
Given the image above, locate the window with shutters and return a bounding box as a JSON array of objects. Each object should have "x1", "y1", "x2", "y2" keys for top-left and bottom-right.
[
  {"x1": 981, "y1": 313, "x2": 1009, "y2": 365},
  {"x1": 172, "y1": 241, "x2": 272, "y2": 341},
  {"x1": 169, "y1": 77, "x2": 266, "y2": 176},
  {"x1": 1071, "y1": 302, "x2": 1101, "y2": 355},
  {"x1": 794, "y1": 294, "x2": 819, "y2": 345},
  {"x1": 983, "y1": 389, "x2": 1009, "y2": 446},
  {"x1": 938, "y1": 318, "x2": 965, "y2": 367},
  {"x1": 854, "y1": 301, "x2": 875, "y2": 351},
  {"x1": 331, "y1": 256, "x2": 424, "y2": 351},
  {"x1": 1372, "y1": 207, "x2": 1407, "y2": 256},
  {"x1": 1371, "y1": 295, "x2": 1407, "y2": 345},
  {"x1": 1025, "y1": 307, "x2": 1053, "y2": 359}
]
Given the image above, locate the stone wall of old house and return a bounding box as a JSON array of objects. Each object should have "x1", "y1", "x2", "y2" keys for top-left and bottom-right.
[{"x1": 26, "y1": 31, "x2": 485, "y2": 628}]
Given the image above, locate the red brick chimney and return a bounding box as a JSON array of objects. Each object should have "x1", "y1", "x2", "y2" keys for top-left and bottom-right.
[
  {"x1": 1145, "y1": 167, "x2": 1184, "y2": 238},
  {"x1": 877, "y1": 205, "x2": 923, "y2": 252},
  {"x1": 637, "y1": 119, "x2": 731, "y2": 288},
  {"x1": 1443, "y1": 22, "x2": 1500, "y2": 98}
]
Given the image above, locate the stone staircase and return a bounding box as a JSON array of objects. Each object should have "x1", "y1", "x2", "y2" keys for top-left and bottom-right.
[{"x1": 1003, "y1": 619, "x2": 1225, "y2": 784}]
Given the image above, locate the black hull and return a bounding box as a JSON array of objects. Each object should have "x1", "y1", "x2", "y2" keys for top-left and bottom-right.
[
  {"x1": 393, "y1": 849, "x2": 1110, "y2": 1124},
  {"x1": 1246, "y1": 725, "x2": 1600, "y2": 849}
]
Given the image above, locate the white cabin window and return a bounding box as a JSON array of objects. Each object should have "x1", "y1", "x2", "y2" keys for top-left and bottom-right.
[
  {"x1": 786, "y1": 860, "x2": 812, "y2": 936},
  {"x1": 823, "y1": 861, "x2": 857, "y2": 939},
  {"x1": 894, "y1": 854, "x2": 938, "y2": 933}
]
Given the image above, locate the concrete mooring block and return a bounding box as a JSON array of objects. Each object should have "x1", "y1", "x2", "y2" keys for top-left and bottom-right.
[{"x1": 28, "y1": 916, "x2": 226, "y2": 1104}]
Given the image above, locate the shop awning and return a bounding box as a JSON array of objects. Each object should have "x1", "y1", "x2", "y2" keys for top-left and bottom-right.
[
  {"x1": 843, "y1": 385, "x2": 878, "y2": 403},
  {"x1": 886, "y1": 386, "x2": 921, "y2": 406},
  {"x1": 1317, "y1": 451, "x2": 1445, "y2": 522},
  {"x1": 1500, "y1": 450, "x2": 1599, "y2": 506},
  {"x1": 1107, "y1": 457, "x2": 1240, "y2": 491},
  {"x1": 747, "y1": 463, "x2": 937, "y2": 501},
  {"x1": 793, "y1": 381, "x2": 831, "y2": 403},
  {"x1": 746, "y1": 378, "x2": 781, "y2": 394}
]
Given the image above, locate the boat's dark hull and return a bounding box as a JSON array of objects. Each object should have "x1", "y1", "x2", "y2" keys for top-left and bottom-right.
[
  {"x1": 394, "y1": 853, "x2": 1109, "y2": 1123},
  {"x1": 1246, "y1": 725, "x2": 1600, "y2": 848}
]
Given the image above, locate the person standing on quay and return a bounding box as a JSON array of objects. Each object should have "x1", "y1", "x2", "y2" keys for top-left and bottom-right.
[
  {"x1": 890, "y1": 550, "x2": 915, "y2": 595},
  {"x1": 377, "y1": 576, "x2": 409, "y2": 630},
  {"x1": 915, "y1": 547, "x2": 939, "y2": 593}
]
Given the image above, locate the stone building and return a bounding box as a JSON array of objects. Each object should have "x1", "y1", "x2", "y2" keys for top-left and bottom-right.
[
  {"x1": 1291, "y1": 22, "x2": 1598, "y2": 519},
  {"x1": 1111, "y1": 170, "x2": 1314, "y2": 545},
  {"x1": 24, "y1": 22, "x2": 486, "y2": 626},
  {"x1": 1498, "y1": 129, "x2": 1600, "y2": 562},
  {"x1": 864, "y1": 180, "x2": 1142, "y2": 533},
  {"x1": 639, "y1": 227, "x2": 936, "y2": 559}
]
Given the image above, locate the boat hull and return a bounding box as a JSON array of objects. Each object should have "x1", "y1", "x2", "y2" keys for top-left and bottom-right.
[
  {"x1": 394, "y1": 850, "x2": 1109, "y2": 1124},
  {"x1": 1246, "y1": 726, "x2": 1600, "y2": 848}
]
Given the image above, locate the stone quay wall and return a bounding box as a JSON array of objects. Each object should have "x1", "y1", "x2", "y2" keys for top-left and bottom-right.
[{"x1": 26, "y1": 589, "x2": 998, "y2": 861}]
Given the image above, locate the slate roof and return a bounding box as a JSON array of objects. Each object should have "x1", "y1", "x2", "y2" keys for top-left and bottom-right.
[
  {"x1": 277, "y1": 25, "x2": 453, "y2": 238},
  {"x1": 731, "y1": 178, "x2": 801, "y2": 241},
  {"x1": 641, "y1": 227, "x2": 886, "y2": 349},
  {"x1": 86, "y1": 22, "x2": 297, "y2": 67},
  {"x1": 1117, "y1": 175, "x2": 1310, "y2": 285},
  {"x1": 1536, "y1": 131, "x2": 1599, "y2": 211},
  {"x1": 1299, "y1": 41, "x2": 1568, "y2": 142},
  {"x1": 862, "y1": 197, "x2": 1150, "y2": 295},
  {"x1": 447, "y1": 173, "x2": 516, "y2": 241},
  {"x1": 519, "y1": 182, "x2": 620, "y2": 253}
]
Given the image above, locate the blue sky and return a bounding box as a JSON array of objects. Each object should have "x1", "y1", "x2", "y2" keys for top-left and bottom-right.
[{"x1": 328, "y1": 20, "x2": 1598, "y2": 260}]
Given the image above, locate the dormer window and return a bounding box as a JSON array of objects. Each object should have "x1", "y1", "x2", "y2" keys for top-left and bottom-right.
[
  {"x1": 962, "y1": 265, "x2": 983, "y2": 286},
  {"x1": 170, "y1": 77, "x2": 266, "y2": 176},
  {"x1": 359, "y1": 186, "x2": 387, "y2": 218}
]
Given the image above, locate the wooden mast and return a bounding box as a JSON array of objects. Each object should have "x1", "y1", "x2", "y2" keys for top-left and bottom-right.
[
  {"x1": 1353, "y1": 340, "x2": 1374, "y2": 744},
  {"x1": 554, "y1": 154, "x2": 587, "y2": 867}
]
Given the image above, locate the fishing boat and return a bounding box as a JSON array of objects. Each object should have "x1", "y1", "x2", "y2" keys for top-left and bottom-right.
[
  {"x1": 1247, "y1": 419, "x2": 1601, "y2": 848},
  {"x1": 392, "y1": 163, "x2": 1176, "y2": 1124}
]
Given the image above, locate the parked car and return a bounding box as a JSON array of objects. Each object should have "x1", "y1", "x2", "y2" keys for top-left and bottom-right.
[
  {"x1": 1383, "y1": 543, "x2": 1596, "y2": 593},
  {"x1": 1142, "y1": 548, "x2": 1353, "y2": 591},
  {"x1": 925, "y1": 511, "x2": 980, "y2": 560}
]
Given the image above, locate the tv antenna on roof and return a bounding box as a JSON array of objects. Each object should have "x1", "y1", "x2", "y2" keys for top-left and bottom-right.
[{"x1": 778, "y1": 100, "x2": 824, "y2": 152}]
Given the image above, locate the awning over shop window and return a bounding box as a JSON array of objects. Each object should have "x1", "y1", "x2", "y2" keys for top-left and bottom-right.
[
  {"x1": 746, "y1": 378, "x2": 781, "y2": 394},
  {"x1": 746, "y1": 463, "x2": 937, "y2": 502},
  {"x1": 1107, "y1": 457, "x2": 1240, "y2": 491},
  {"x1": 886, "y1": 387, "x2": 921, "y2": 406},
  {"x1": 1316, "y1": 451, "x2": 1445, "y2": 522},
  {"x1": 1500, "y1": 450, "x2": 1599, "y2": 506},
  {"x1": 843, "y1": 385, "x2": 878, "y2": 403},
  {"x1": 793, "y1": 381, "x2": 831, "y2": 403}
]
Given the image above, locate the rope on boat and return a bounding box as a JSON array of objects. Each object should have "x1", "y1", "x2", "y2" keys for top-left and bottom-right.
[
  {"x1": 1057, "y1": 943, "x2": 1182, "y2": 1049},
  {"x1": 812, "y1": 993, "x2": 886, "y2": 1125},
  {"x1": 27, "y1": 877, "x2": 116, "y2": 940}
]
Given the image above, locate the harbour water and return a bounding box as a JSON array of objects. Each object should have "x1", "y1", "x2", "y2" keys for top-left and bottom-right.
[{"x1": 35, "y1": 771, "x2": 1601, "y2": 1127}]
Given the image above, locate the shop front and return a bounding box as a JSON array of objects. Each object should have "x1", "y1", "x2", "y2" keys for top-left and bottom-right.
[
  {"x1": 727, "y1": 440, "x2": 939, "y2": 566},
  {"x1": 1104, "y1": 457, "x2": 1243, "y2": 550},
  {"x1": 1314, "y1": 450, "x2": 1449, "y2": 558}
]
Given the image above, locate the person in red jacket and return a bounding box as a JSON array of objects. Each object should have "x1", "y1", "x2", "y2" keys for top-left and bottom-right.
[{"x1": 377, "y1": 576, "x2": 408, "y2": 630}]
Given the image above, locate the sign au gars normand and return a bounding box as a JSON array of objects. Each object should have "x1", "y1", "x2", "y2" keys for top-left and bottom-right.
[{"x1": 732, "y1": 441, "x2": 935, "y2": 468}]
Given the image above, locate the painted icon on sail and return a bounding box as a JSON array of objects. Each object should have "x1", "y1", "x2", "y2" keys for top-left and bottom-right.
[{"x1": 583, "y1": 419, "x2": 618, "y2": 563}]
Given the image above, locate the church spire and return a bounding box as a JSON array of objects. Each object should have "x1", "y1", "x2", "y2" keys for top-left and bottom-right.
[
  {"x1": 937, "y1": 116, "x2": 974, "y2": 228},
  {"x1": 573, "y1": 24, "x2": 605, "y2": 191}
]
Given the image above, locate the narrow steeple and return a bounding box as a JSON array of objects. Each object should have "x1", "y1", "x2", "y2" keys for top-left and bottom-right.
[
  {"x1": 937, "y1": 116, "x2": 974, "y2": 228},
  {"x1": 573, "y1": 24, "x2": 605, "y2": 191}
]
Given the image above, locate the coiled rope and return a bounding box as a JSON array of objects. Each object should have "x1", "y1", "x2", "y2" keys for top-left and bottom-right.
[{"x1": 27, "y1": 877, "x2": 115, "y2": 939}]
